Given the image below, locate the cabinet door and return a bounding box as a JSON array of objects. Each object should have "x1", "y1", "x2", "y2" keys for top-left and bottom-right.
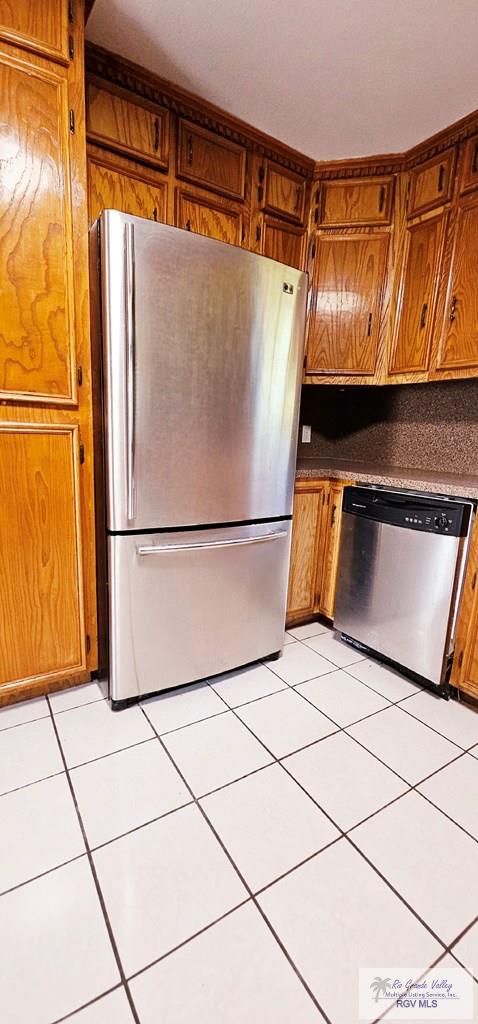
[
  {"x1": 0, "y1": 0, "x2": 68, "y2": 63},
  {"x1": 407, "y1": 149, "x2": 455, "y2": 217},
  {"x1": 389, "y1": 213, "x2": 447, "y2": 375},
  {"x1": 306, "y1": 233, "x2": 389, "y2": 375},
  {"x1": 460, "y1": 134, "x2": 478, "y2": 195},
  {"x1": 319, "y1": 178, "x2": 393, "y2": 227},
  {"x1": 436, "y1": 192, "x2": 478, "y2": 370},
  {"x1": 175, "y1": 188, "x2": 243, "y2": 246},
  {"x1": 88, "y1": 158, "x2": 167, "y2": 225},
  {"x1": 319, "y1": 482, "x2": 348, "y2": 619},
  {"x1": 287, "y1": 482, "x2": 328, "y2": 622},
  {"x1": 0, "y1": 426, "x2": 86, "y2": 688},
  {"x1": 261, "y1": 162, "x2": 306, "y2": 224},
  {"x1": 0, "y1": 47, "x2": 76, "y2": 404},
  {"x1": 87, "y1": 81, "x2": 169, "y2": 169},
  {"x1": 177, "y1": 120, "x2": 246, "y2": 201},
  {"x1": 262, "y1": 217, "x2": 306, "y2": 270}
]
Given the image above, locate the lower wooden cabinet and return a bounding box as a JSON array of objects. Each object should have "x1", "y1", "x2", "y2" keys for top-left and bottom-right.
[
  {"x1": 451, "y1": 517, "x2": 478, "y2": 701},
  {"x1": 319, "y1": 481, "x2": 349, "y2": 619},
  {"x1": 286, "y1": 478, "x2": 350, "y2": 626}
]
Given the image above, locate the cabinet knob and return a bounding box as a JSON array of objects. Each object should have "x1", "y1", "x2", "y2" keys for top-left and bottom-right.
[
  {"x1": 437, "y1": 164, "x2": 445, "y2": 192},
  {"x1": 187, "y1": 134, "x2": 193, "y2": 165},
  {"x1": 472, "y1": 144, "x2": 478, "y2": 176},
  {"x1": 153, "y1": 117, "x2": 160, "y2": 151},
  {"x1": 185, "y1": 218, "x2": 191, "y2": 231},
  {"x1": 419, "y1": 302, "x2": 428, "y2": 329},
  {"x1": 449, "y1": 294, "x2": 458, "y2": 321},
  {"x1": 378, "y1": 185, "x2": 386, "y2": 212},
  {"x1": 367, "y1": 312, "x2": 373, "y2": 336}
]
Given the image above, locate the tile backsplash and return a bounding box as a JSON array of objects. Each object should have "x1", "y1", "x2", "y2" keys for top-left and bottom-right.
[{"x1": 298, "y1": 379, "x2": 478, "y2": 475}]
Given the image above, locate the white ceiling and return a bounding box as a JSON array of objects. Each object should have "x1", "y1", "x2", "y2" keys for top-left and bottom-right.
[{"x1": 87, "y1": 0, "x2": 478, "y2": 160}]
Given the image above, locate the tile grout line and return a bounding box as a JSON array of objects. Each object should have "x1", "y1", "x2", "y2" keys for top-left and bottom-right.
[
  {"x1": 45, "y1": 696, "x2": 142, "y2": 1024},
  {"x1": 50, "y1": 983, "x2": 125, "y2": 1024}
]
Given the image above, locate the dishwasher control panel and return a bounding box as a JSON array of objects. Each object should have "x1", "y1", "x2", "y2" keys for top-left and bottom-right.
[{"x1": 342, "y1": 486, "x2": 472, "y2": 537}]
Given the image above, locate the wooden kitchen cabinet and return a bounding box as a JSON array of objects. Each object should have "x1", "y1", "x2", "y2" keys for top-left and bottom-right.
[
  {"x1": 389, "y1": 213, "x2": 447, "y2": 376},
  {"x1": 407, "y1": 149, "x2": 456, "y2": 217},
  {"x1": 0, "y1": 0, "x2": 69, "y2": 63},
  {"x1": 260, "y1": 161, "x2": 306, "y2": 224},
  {"x1": 287, "y1": 481, "x2": 328, "y2": 624},
  {"x1": 451, "y1": 517, "x2": 478, "y2": 701},
  {"x1": 87, "y1": 80, "x2": 169, "y2": 170},
  {"x1": 88, "y1": 153, "x2": 168, "y2": 225},
  {"x1": 306, "y1": 232, "x2": 389, "y2": 376},
  {"x1": 434, "y1": 191, "x2": 478, "y2": 371},
  {"x1": 460, "y1": 134, "x2": 478, "y2": 194},
  {"x1": 177, "y1": 120, "x2": 246, "y2": 201},
  {"x1": 319, "y1": 177, "x2": 394, "y2": 227},
  {"x1": 261, "y1": 217, "x2": 306, "y2": 269},
  {"x1": 175, "y1": 186, "x2": 244, "y2": 246},
  {"x1": 319, "y1": 481, "x2": 349, "y2": 619}
]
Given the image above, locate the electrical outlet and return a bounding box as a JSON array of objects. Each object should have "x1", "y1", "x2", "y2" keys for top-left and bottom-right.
[{"x1": 301, "y1": 424, "x2": 311, "y2": 443}]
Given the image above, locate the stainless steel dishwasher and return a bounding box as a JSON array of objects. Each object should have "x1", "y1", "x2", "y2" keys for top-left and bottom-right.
[{"x1": 334, "y1": 485, "x2": 475, "y2": 690}]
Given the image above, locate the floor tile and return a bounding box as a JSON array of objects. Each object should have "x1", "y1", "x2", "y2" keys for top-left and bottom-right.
[
  {"x1": 0, "y1": 774, "x2": 85, "y2": 893},
  {"x1": 453, "y1": 919, "x2": 478, "y2": 981},
  {"x1": 284, "y1": 731, "x2": 408, "y2": 831},
  {"x1": 67, "y1": 988, "x2": 135, "y2": 1023},
  {"x1": 0, "y1": 858, "x2": 119, "y2": 1024},
  {"x1": 258, "y1": 838, "x2": 441, "y2": 1024},
  {"x1": 283, "y1": 631, "x2": 296, "y2": 645},
  {"x1": 347, "y1": 657, "x2": 422, "y2": 701},
  {"x1": 130, "y1": 901, "x2": 320, "y2": 1024},
  {"x1": 287, "y1": 621, "x2": 331, "y2": 641},
  {"x1": 352, "y1": 791, "x2": 478, "y2": 944},
  {"x1": 302, "y1": 631, "x2": 365, "y2": 667},
  {"x1": 264, "y1": 641, "x2": 336, "y2": 685},
  {"x1": 0, "y1": 716, "x2": 63, "y2": 795},
  {"x1": 347, "y1": 705, "x2": 460, "y2": 784},
  {"x1": 296, "y1": 668, "x2": 390, "y2": 727},
  {"x1": 55, "y1": 700, "x2": 154, "y2": 768},
  {"x1": 71, "y1": 740, "x2": 190, "y2": 848},
  {"x1": 400, "y1": 689, "x2": 478, "y2": 749},
  {"x1": 0, "y1": 696, "x2": 49, "y2": 731},
  {"x1": 143, "y1": 681, "x2": 226, "y2": 734},
  {"x1": 418, "y1": 753, "x2": 478, "y2": 841},
  {"x1": 49, "y1": 681, "x2": 105, "y2": 714},
  {"x1": 162, "y1": 711, "x2": 271, "y2": 796},
  {"x1": 201, "y1": 763, "x2": 338, "y2": 891},
  {"x1": 93, "y1": 804, "x2": 246, "y2": 976},
  {"x1": 210, "y1": 661, "x2": 286, "y2": 708},
  {"x1": 236, "y1": 688, "x2": 336, "y2": 758}
]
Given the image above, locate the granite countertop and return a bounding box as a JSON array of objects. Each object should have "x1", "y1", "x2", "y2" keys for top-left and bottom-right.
[{"x1": 296, "y1": 459, "x2": 478, "y2": 500}]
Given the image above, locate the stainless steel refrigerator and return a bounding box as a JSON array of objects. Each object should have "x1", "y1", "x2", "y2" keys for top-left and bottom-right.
[{"x1": 91, "y1": 211, "x2": 306, "y2": 707}]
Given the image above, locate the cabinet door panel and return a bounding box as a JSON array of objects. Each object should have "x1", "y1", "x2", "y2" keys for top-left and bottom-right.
[
  {"x1": 262, "y1": 163, "x2": 306, "y2": 224},
  {"x1": 0, "y1": 49, "x2": 76, "y2": 403},
  {"x1": 287, "y1": 484, "x2": 327, "y2": 621},
  {"x1": 177, "y1": 120, "x2": 246, "y2": 201},
  {"x1": 0, "y1": 426, "x2": 86, "y2": 687},
  {"x1": 307, "y1": 233, "x2": 388, "y2": 375},
  {"x1": 407, "y1": 150, "x2": 455, "y2": 217},
  {"x1": 87, "y1": 82, "x2": 169, "y2": 169},
  {"x1": 320, "y1": 178, "x2": 393, "y2": 227},
  {"x1": 319, "y1": 483, "x2": 348, "y2": 619},
  {"x1": 437, "y1": 193, "x2": 478, "y2": 369},
  {"x1": 175, "y1": 188, "x2": 243, "y2": 245},
  {"x1": 460, "y1": 134, "x2": 478, "y2": 194},
  {"x1": 0, "y1": 0, "x2": 68, "y2": 63},
  {"x1": 88, "y1": 159, "x2": 167, "y2": 225},
  {"x1": 262, "y1": 218, "x2": 305, "y2": 269},
  {"x1": 389, "y1": 214, "x2": 446, "y2": 374}
]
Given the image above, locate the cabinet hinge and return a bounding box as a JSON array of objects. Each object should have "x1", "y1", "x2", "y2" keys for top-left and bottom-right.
[
  {"x1": 68, "y1": 33, "x2": 74, "y2": 59},
  {"x1": 79, "y1": 443, "x2": 85, "y2": 464},
  {"x1": 69, "y1": 109, "x2": 75, "y2": 134},
  {"x1": 255, "y1": 224, "x2": 261, "y2": 242},
  {"x1": 68, "y1": 0, "x2": 74, "y2": 22},
  {"x1": 472, "y1": 571, "x2": 477, "y2": 591},
  {"x1": 457, "y1": 650, "x2": 464, "y2": 669},
  {"x1": 77, "y1": 365, "x2": 83, "y2": 386},
  {"x1": 86, "y1": 634, "x2": 91, "y2": 654}
]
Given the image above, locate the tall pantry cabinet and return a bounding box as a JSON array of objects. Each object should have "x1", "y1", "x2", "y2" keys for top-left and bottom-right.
[{"x1": 0, "y1": 0, "x2": 97, "y2": 702}]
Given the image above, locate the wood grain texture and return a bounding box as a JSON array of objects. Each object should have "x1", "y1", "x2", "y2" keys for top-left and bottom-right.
[
  {"x1": 262, "y1": 161, "x2": 306, "y2": 224},
  {"x1": 175, "y1": 186, "x2": 243, "y2": 245},
  {"x1": 306, "y1": 231, "x2": 389, "y2": 375},
  {"x1": 407, "y1": 149, "x2": 456, "y2": 218},
  {"x1": 0, "y1": 46, "x2": 76, "y2": 403},
  {"x1": 87, "y1": 79, "x2": 169, "y2": 169},
  {"x1": 261, "y1": 217, "x2": 306, "y2": 270},
  {"x1": 88, "y1": 154, "x2": 167, "y2": 224},
  {"x1": 435, "y1": 191, "x2": 478, "y2": 370},
  {"x1": 319, "y1": 481, "x2": 350, "y2": 619},
  {"x1": 0, "y1": 425, "x2": 85, "y2": 687},
  {"x1": 177, "y1": 119, "x2": 246, "y2": 201},
  {"x1": 0, "y1": 0, "x2": 68, "y2": 64},
  {"x1": 286, "y1": 481, "x2": 328, "y2": 623},
  {"x1": 389, "y1": 212, "x2": 447, "y2": 375},
  {"x1": 319, "y1": 177, "x2": 393, "y2": 227}
]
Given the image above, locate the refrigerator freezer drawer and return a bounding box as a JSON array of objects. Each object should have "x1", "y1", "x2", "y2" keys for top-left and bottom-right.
[{"x1": 108, "y1": 521, "x2": 291, "y2": 702}]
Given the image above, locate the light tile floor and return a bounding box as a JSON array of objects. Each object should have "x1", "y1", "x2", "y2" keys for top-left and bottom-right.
[{"x1": 1, "y1": 630, "x2": 478, "y2": 1023}]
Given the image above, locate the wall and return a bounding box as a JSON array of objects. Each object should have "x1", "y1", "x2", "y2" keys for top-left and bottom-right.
[{"x1": 298, "y1": 379, "x2": 478, "y2": 475}]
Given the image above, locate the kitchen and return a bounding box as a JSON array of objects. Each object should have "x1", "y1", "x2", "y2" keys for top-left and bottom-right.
[{"x1": 1, "y1": 1, "x2": 478, "y2": 1022}]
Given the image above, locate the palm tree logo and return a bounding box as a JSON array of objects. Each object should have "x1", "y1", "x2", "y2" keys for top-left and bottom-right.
[{"x1": 370, "y1": 977, "x2": 392, "y2": 1002}]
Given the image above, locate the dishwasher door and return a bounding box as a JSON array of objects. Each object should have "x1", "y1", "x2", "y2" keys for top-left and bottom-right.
[{"x1": 334, "y1": 511, "x2": 462, "y2": 685}]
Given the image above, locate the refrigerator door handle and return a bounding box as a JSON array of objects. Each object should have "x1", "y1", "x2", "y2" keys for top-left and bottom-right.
[
  {"x1": 125, "y1": 221, "x2": 136, "y2": 521},
  {"x1": 136, "y1": 531, "x2": 288, "y2": 556}
]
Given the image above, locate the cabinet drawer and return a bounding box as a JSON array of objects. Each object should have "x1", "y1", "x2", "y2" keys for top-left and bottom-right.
[
  {"x1": 261, "y1": 162, "x2": 306, "y2": 224},
  {"x1": 177, "y1": 120, "x2": 246, "y2": 201},
  {"x1": 460, "y1": 134, "x2": 478, "y2": 194},
  {"x1": 87, "y1": 81, "x2": 169, "y2": 169},
  {"x1": 262, "y1": 217, "x2": 306, "y2": 269},
  {"x1": 175, "y1": 188, "x2": 243, "y2": 246},
  {"x1": 319, "y1": 177, "x2": 394, "y2": 226},
  {"x1": 407, "y1": 149, "x2": 456, "y2": 217}
]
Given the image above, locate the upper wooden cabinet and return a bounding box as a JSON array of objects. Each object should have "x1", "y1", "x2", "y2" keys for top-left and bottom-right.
[
  {"x1": 260, "y1": 161, "x2": 306, "y2": 224},
  {"x1": 175, "y1": 187, "x2": 243, "y2": 246},
  {"x1": 318, "y1": 177, "x2": 394, "y2": 227},
  {"x1": 435, "y1": 191, "x2": 478, "y2": 371},
  {"x1": 88, "y1": 156, "x2": 168, "y2": 226},
  {"x1": 460, "y1": 134, "x2": 478, "y2": 194},
  {"x1": 261, "y1": 217, "x2": 306, "y2": 270},
  {"x1": 0, "y1": 46, "x2": 76, "y2": 404},
  {"x1": 306, "y1": 232, "x2": 389, "y2": 376},
  {"x1": 0, "y1": 0, "x2": 69, "y2": 64},
  {"x1": 177, "y1": 120, "x2": 246, "y2": 201},
  {"x1": 407, "y1": 149, "x2": 456, "y2": 217},
  {"x1": 287, "y1": 480, "x2": 328, "y2": 623},
  {"x1": 389, "y1": 213, "x2": 447, "y2": 376},
  {"x1": 87, "y1": 81, "x2": 169, "y2": 170}
]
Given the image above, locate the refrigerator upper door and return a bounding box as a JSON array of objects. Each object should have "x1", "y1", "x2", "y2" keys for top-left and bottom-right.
[{"x1": 99, "y1": 211, "x2": 306, "y2": 532}]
